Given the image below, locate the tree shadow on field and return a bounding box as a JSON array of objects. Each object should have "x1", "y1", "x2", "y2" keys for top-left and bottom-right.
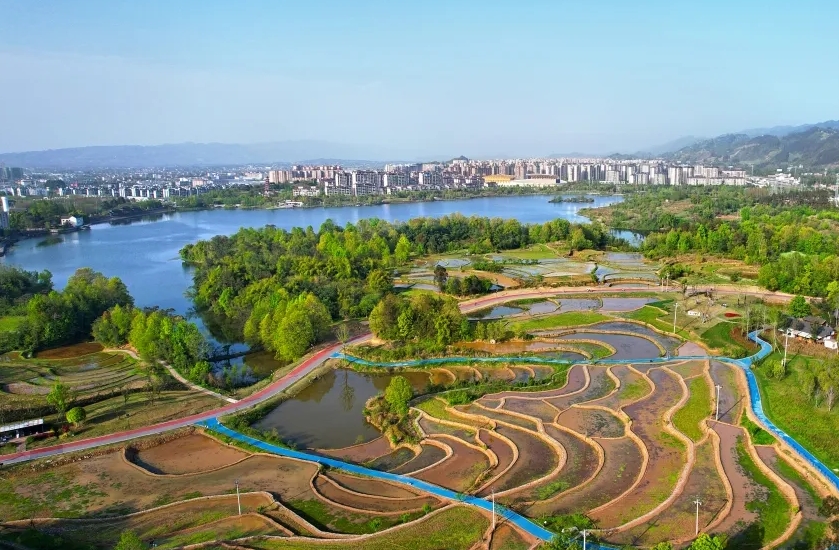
[{"x1": 725, "y1": 521, "x2": 765, "y2": 550}]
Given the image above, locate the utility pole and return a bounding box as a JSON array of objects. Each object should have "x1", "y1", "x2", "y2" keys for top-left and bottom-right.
[
  {"x1": 235, "y1": 479, "x2": 241, "y2": 516},
  {"x1": 491, "y1": 490, "x2": 496, "y2": 531},
  {"x1": 694, "y1": 498, "x2": 702, "y2": 536},
  {"x1": 715, "y1": 385, "x2": 722, "y2": 421},
  {"x1": 783, "y1": 329, "x2": 790, "y2": 367},
  {"x1": 673, "y1": 303, "x2": 679, "y2": 334}
]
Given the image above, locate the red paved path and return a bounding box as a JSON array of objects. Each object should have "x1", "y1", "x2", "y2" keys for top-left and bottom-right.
[{"x1": 0, "y1": 285, "x2": 790, "y2": 466}]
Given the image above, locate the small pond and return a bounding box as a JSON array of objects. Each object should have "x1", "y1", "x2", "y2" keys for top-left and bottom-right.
[
  {"x1": 556, "y1": 332, "x2": 661, "y2": 360},
  {"x1": 599, "y1": 297, "x2": 656, "y2": 311},
  {"x1": 590, "y1": 321, "x2": 681, "y2": 354},
  {"x1": 557, "y1": 298, "x2": 600, "y2": 311},
  {"x1": 525, "y1": 301, "x2": 559, "y2": 315},
  {"x1": 253, "y1": 368, "x2": 430, "y2": 450},
  {"x1": 468, "y1": 305, "x2": 525, "y2": 320}
]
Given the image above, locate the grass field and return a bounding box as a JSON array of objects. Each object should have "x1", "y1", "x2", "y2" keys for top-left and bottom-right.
[
  {"x1": 496, "y1": 244, "x2": 558, "y2": 260},
  {"x1": 512, "y1": 311, "x2": 611, "y2": 332},
  {"x1": 246, "y1": 506, "x2": 489, "y2": 550},
  {"x1": 700, "y1": 322, "x2": 755, "y2": 357},
  {"x1": 623, "y1": 305, "x2": 689, "y2": 339},
  {"x1": 673, "y1": 376, "x2": 711, "y2": 442},
  {"x1": 753, "y1": 351, "x2": 839, "y2": 469}
]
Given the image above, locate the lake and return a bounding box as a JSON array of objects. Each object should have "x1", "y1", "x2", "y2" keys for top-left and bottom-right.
[{"x1": 0, "y1": 194, "x2": 634, "y2": 317}]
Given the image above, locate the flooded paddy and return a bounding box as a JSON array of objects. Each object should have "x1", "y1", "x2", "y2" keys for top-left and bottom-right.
[
  {"x1": 457, "y1": 340, "x2": 571, "y2": 354},
  {"x1": 556, "y1": 298, "x2": 600, "y2": 311},
  {"x1": 599, "y1": 297, "x2": 656, "y2": 311},
  {"x1": 588, "y1": 321, "x2": 680, "y2": 353},
  {"x1": 556, "y1": 331, "x2": 662, "y2": 359},
  {"x1": 467, "y1": 305, "x2": 524, "y2": 320},
  {"x1": 253, "y1": 368, "x2": 429, "y2": 449}
]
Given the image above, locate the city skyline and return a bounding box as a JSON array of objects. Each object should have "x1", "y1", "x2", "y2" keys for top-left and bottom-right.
[{"x1": 2, "y1": 0, "x2": 838, "y2": 156}]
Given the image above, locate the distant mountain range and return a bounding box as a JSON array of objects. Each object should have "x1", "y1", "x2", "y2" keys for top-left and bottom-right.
[
  {"x1": 664, "y1": 125, "x2": 839, "y2": 168},
  {"x1": 3, "y1": 119, "x2": 839, "y2": 169},
  {"x1": 0, "y1": 141, "x2": 405, "y2": 169}
]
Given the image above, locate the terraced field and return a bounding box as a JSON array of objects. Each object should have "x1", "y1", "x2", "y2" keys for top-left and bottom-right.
[{"x1": 396, "y1": 357, "x2": 817, "y2": 548}]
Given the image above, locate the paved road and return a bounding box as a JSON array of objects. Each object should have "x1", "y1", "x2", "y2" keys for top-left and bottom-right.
[{"x1": 0, "y1": 285, "x2": 792, "y2": 467}]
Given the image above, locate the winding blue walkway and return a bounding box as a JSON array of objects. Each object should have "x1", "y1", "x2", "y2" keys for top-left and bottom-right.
[
  {"x1": 209, "y1": 330, "x2": 836, "y2": 546},
  {"x1": 201, "y1": 418, "x2": 615, "y2": 548}
]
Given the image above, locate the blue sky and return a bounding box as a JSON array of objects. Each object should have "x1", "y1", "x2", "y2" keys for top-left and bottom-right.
[{"x1": 1, "y1": 0, "x2": 838, "y2": 157}]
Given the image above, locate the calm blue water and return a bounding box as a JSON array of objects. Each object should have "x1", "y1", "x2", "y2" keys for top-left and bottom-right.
[{"x1": 1, "y1": 194, "x2": 633, "y2": 315}]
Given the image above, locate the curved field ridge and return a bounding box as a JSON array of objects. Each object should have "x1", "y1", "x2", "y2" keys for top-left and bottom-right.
[{"x1": 200, "y1": 419, "x2": 617, "y2": 549}]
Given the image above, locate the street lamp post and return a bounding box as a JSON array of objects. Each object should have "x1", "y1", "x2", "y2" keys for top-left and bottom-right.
[
  {"x1": 582, "y1": 529, "x2": 588, "y2": 550},
  {"x1": 235, "y1": 479, "x2": 241, "y2": 516},
  {"x1": 715, "y1": 385, "x2": 722, "y2": 421},
  {"x1": 694, "y1": 498, "x2": 702, "y2": 536}
]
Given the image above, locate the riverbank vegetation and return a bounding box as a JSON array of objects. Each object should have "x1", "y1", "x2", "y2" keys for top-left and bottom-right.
[
  {"x1": 0, "y1": 267, "x2": 132, "y2": 354},
  {"x1": 180, "y1": 215, "x2": 629, "y2": 362}
]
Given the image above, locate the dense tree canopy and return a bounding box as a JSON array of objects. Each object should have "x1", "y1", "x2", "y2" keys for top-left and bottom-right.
[
  {"x1": 641, "y1": 203, "x2": 839, "y2": 296},
  {"x1": 369, "y1": 293, "x2": 467, "y2": 345},
  {"x1": 0, "y1": 265, "x2": 52, "y2": 315},
  {"x1": 0, "y1": 268, "x2": 132, "y2": 353},
  {"x1": 180, "y1": 215, "x2": 625, "y2": 360}
]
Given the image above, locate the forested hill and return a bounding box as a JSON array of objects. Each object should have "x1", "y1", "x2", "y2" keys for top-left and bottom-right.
[{"x1": 665, "y1": 126, "x2": 839, "y2": 168}]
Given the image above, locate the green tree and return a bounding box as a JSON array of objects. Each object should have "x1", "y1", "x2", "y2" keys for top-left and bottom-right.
[
  {"x1": 335, "y1": 323, "x2": 350, "y2": 344},
  {"x1": 66, "y1": 406, "x2": 86, "y2": 427},
  {"x1": 47, "y1": 381, "x2": 73, "y2": 416},
  {"x1": 369, "y1": 294, "x2": 404, "y2": 341},
  {"x1": 394, "y1": 234, "x2": 411, "y2": 264},
  {"x1": 114, "y1": 530, "x2": 148, "y2": 550},
  {"x1": 366, "y1": 268, "x2": 393, "y2": 294},
  {"x1": 688, "y1": 533, "x2": 725, "y2": 550},
  {"x1": 789, "y1": 295, "x2": 810, "y2": 318},
  {"x1": 384, "y1": 375, "x2": 413, "y2": 417},
  {"x1": 651, "y1": 543, "x2": 673, "y2": 550}
]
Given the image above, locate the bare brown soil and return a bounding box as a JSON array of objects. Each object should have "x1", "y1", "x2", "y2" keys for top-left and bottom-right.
[
  {"x1": 323, "y1": 471, "x2": 423, "y2": 500},
  {"x1": 419, "y1": 416, "x2": 476, "y2": 442},
  {"x1": 517, "y1": 425, "x2": 600, "y2": 505},
  {"x1": 489, "y1": 363, "x2": 587, "y2": 399},
  {"x1": 555, "y1": 407, "x2": 625, "y2": 438},
  {"x1": 677, "y1": 342, "x2": 709, "y2": 357},
  {"x1": 390, "y1": 444, "x2": 447, "y2": 475},
  {"x1": 477, "y1": 397, "x2": 503, "y2": 409},
  {"x1": 479, "y1": 429, "x2": 515, "y2": 480},
  {"x1": 460, "y1": 404, "x2": 539, "y2": 431},
  {"x1": 486, "y1": 426, "x2": 558, "y2": 496},
  {"x1": 501, "y1": 397, "x2": 559, "y2": 423},
  {"x1": 529, "y1": 436, "x2": 644, "y2": 516},
  {"x1": 476, "y1": 366, "x2": 515, "y2": 382},
  {"x1": 131, "y1": 433, "x2": 248, "y2": 475},
  {"x1": 547, "y1": 366, "x2": 615, "y2": 411},
  {"x1": 607, "y1": 440, "x2": 727, "y2": 546},
  {"x1": 320, "y1": 437, "x2": 392, "y2": 463},
  {"x1": 489, "y1": 523, "x2": 532, "y2": 550},
  {"x1": 666, "y1": 360, "x2": 708, "y2": 379},
  {"x1": 10, "y1": 493, "x2": 278, "y2": 549},
  {"x1": 0, "y1": 449, "x2": 326, "y2": 521},
  {"x1": 709, "y1": 360, "x2": 743, "y2": 425},
  {"x1": 413, "y1": 437, "x2": 491, "y2": 492},
  {"x1": 35, "y1": 342, "x2": 104, "y2": 359},
  {"x1": 313, "y1": 475, "x2": 440, "y2": 513},
  {"x1": 592, "y1": 368, "x2": 687, "y2": 528},
  {"x1": 710, "y1": 423, "x2": 760, "y2": 535},
  {"x1": 593, "y1": 366, "x2": 651, "y2": 410}
]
